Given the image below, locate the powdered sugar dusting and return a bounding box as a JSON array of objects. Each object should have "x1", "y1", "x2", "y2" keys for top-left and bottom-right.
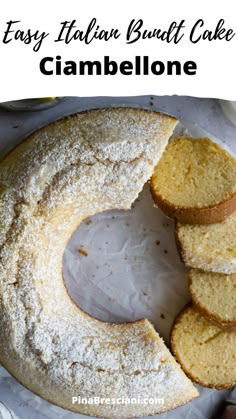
[{"x1": 0, "y1": 108, "x2": 198, "y2": 418}]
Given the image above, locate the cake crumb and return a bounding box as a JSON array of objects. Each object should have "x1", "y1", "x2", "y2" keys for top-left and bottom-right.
[
  {"x1": 85, "y1": 219, "x2": 93, "y2": 225},
  {"x1": 164, "y1": 249, "x2": 168, "y2": 254},
  {"x1": 156, "y1": 240, "x2": 160, "y2": 245},
  {"x1": 79, "y1": 248, "x2": 88, "y2": 257},
  {"x1": 160, "y1": 313, "x2": 165, "y2": 319}
]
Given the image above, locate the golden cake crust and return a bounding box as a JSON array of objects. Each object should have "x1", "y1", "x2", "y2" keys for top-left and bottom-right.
[{"x1": 151, "y1": 190, "x2": 236, "y2": 225}]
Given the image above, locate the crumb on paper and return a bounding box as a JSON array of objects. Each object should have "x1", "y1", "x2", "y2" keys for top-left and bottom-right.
[
  {"x1": 163, "y1": 222, "x2": 169, "y2": 227},
  {"x1": 78, "y1": 247, "x2": 88, "y2": 257},
  {"x1": 160, "y1": 313, "x2": 165, "y2": 319},
  {"x1": 143, "y1": 291, "x2": 148, "y2": 296},
  {"x1": 149, "y1": 101, "x2": 154, "y2": 106},
  {"x1": 85, "y1": 219, "x2": 93, "y2": 225},
  {"x1": 164, "y1": 249, "x2": 168, "y2": 254},
  {"x1": 155, "y1": 240, "x2": 160, "y2": 245}
]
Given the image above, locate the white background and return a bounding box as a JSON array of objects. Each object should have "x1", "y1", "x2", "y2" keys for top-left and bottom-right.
[{"x1": 0, "y1": 0, "x2": 236, "y2": 100}]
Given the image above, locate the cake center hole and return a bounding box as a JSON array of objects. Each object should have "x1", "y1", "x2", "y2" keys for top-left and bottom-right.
[{"x1": 63, "y1": 185, "x2": 187, "y2": 340}]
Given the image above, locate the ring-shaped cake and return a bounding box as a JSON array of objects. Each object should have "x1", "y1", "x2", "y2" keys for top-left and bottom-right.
[{"x1": 0, "y1": 108, "x2": 198, "y2": 418}]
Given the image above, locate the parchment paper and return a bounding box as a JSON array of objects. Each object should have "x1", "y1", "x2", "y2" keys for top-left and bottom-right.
[{"x1": 0, "y1": 96, "x2": 235, "y2": 419}]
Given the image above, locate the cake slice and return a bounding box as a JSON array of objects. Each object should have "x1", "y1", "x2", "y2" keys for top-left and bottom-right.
[
  {"x1": 188, "y1": 269, "x2": 236, "y2": 328},
  {"x1": 171, "y1": 305, "x2": 236, "y2": 389},
  {"x1": 175, "y1": 210, "x2": 236, "y2": 274},
  {"x1": 150, "y1": 137, "x2": 236, "y2": 224}
]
